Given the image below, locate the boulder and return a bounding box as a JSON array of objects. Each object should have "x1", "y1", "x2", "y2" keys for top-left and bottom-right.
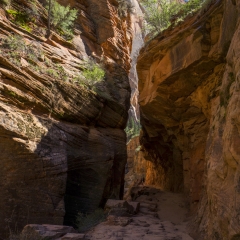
[{"x1": 21, "y1": 224, "x2": 81, "y2": 240}]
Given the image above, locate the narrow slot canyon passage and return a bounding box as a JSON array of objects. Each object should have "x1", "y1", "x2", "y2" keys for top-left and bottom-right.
[
  {"x1": 84, "y1": 0, "x2": 194, "y2": 237},
  {"x1": 1, "y1": 0, "x2": 240, "y2": 239}
]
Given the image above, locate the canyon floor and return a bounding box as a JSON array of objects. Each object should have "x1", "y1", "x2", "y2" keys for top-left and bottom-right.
[{"x1": 85, "y1": 186, "x2": 193, "y2": 240}]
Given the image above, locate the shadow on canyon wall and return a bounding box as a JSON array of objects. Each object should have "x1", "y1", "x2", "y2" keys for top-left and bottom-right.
[{"x1": 0, "y1": 114, "x2": 127, "y2": 237}]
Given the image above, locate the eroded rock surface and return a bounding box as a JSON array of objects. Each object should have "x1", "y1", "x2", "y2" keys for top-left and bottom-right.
[
  {"x1": 137, "y1": 0, "x2": 240, "y2": 239},
  {"x1": 0, "y1": 0, "x2": 132, "y2": 235}
]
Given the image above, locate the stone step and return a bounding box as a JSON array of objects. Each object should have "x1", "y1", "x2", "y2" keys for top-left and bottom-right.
[{"x1": 105, "y1": 199, "x2": 140, "y2": 214}]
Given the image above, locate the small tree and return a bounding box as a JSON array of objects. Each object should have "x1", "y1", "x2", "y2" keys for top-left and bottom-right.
[
  {"x1": 82, "y1": 60, "x2": 105, "y2": 86},
  {"x1": 140, "y1": 0, "x2": 204, "y2": 37},
  {"x1": 141, "y1": 0, "x2": 179, "y2": 35},
  {"x1": 46, "y1": 0, "x2": 78, "y2": 39}
]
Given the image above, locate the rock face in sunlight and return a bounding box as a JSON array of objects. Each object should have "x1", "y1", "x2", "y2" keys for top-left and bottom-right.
[
  {"x1": 125, "y1": 136, "x2": 147, "y2": 189},
  {"x1": 0, "y1": 0, "x2": 132, "y2": 235},
  {"x1": 125, "y1": 135, "x2": 163, "y2": 191},
  {"x1": 137, "y1": 0, "x2": 240, "y2": 239}
]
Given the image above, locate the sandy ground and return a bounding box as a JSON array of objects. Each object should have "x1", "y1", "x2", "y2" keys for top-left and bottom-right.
[{"x1": 85, "y1": 186, "x2": 193, "y2": 240}]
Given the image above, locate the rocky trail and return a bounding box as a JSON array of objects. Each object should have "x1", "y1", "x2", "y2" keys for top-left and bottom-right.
[{"x1": 85, "y1": 186, "x2": 193, "y2": 240}]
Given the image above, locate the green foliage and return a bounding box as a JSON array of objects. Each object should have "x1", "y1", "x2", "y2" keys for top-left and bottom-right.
[
  {"x1": 25, "y1": 1, "x2": 39, "y2": 21},
  {"x1": 117, "y1": 0, "x2": 134, "y2": 18},
  {"x1": 76, "y1": 208, "x2": 107, "y2": 233},
  {"x1": 55, "y1": 64, "x2": 69, "y2": 81},
  {"x1": 46, "y1": 0, "x2": 78, "y2": 39},
  {"x1": 20, "y1": 24, "x2": 32, "y2": 32},
  {"x1": 2, "y1": 34, "x2": 44, "y2": 64},
  {"x1": 1, "y1": 35, "x2": 25, "y2": 66},
  {"x1": 125, "y1": 114, "x2": 141, "y2": 142},
  {"x1": 82, "y1": 60, "x2": 105, "y2": 86},
  {"x1": 6, "y1": 9, "x2": 33, "y2": 32},
  {"x1": 73, "y1": 60, "x2": 105, "y2": 88},
  {"x1": 72, "y1": 74, "x2": 87, "y2": 87},
  {"x1": 2, "y1": 34, "x2": 25, "y2": 52},
  {"x1": 140, "y1": 0, "x2": 206, "y2": 37},
  {"x1": 45, "y1": 68, "x2": 58, "y2": 78},
  {"x1": 1, "y1": 34, "x2": 72, "y2": 82}
]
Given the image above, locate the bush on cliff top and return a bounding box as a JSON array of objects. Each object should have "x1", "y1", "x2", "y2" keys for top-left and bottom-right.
[{"x1": 140, "y1": 0, "x2": 208, "y2": 38}]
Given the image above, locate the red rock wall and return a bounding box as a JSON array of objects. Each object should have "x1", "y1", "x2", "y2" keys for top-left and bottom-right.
[
  {"x1": 0, "y1": 0, "x2": 132, "y2": 235},
  {"x1": 137, "y1": 0, "x2": 240, "y2": 238},
  {"x1": 125, "y1": 136, "x2": 147, "y2": 189}
]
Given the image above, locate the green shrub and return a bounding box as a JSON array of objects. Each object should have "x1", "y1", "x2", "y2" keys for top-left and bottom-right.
[
  {"x1": 6, "y1": 9, "x2": 31, "y2": 28},
  {"x1": 140, "y1": 0, "x2": 206, "y2": 37},
  {"x1": 2, "y1": 34, "x2": 25, "y2": 52},
  {"x1": 72, "y1": 74, "x2": 86, "y2": 87},
  {"x1": 46, "y1": 0, "x2": 78, "y2": 39},
  {"x1": 82, "y1": 60, "x2": 105, "y2": 86},
  {"x1": 76, "y1": 208, "x2": 107, "y2": 233},
  {"x1": 1, "y1": 35, "x2": 25, "y2": 66},
  {"x1": 45, "y1": 68, "x2": 58, "y2": 78},
  {"x1": 55, "y1": 64, "x2": 69, "y2": 81},
  {"x1": 20, "y1": 24, "x2": 32, "y2": 32},
  {"x1": 125, "y1": 114, "x2": 141, "y2": 142},
  {"x1": 2, "y1": 34, "x2": 44, "y2": 64},
  {"x1": 25, "y1": 2, "x2": 39, "y2": 21}
]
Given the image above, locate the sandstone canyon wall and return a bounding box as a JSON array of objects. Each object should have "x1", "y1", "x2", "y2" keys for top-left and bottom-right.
[
  {"x1": 137, "y1": 0, "x2": 240, "y2": 239},
  {"x1": 0, "y1": 0, "x2": 132, "y2": 236},
  {"x1": 125, "y1": 135, "x2": 161, "y2": 190}
]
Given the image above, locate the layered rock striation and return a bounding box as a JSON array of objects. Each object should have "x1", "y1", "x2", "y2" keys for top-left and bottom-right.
[
  {"x1": 137, "y1": 0, "x2": 240, "y2": 239},
  {"x1": 0, "y1": 0, "x2": 132, "y2": 236}
]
